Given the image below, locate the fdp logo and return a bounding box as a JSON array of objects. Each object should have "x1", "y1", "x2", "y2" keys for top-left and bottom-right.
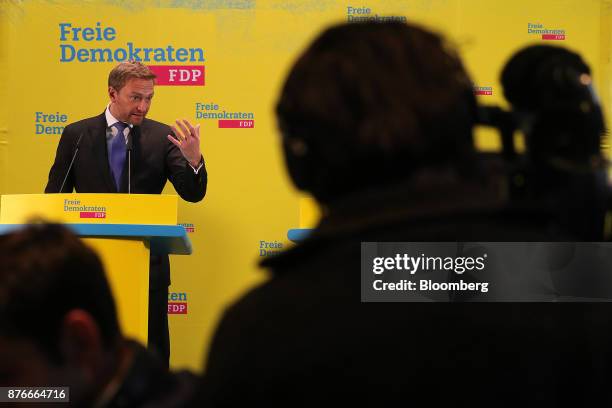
[
  {"x1": 474, "y1": 86, "x2": 493, "y2": 96},
  {"x1": 218, "y1": 120, "x2": 254, "y2": 128},
  {"x1": 63, "y1": 199, "x2": 107, "y2": 219},
  {"x1": 194, "y1": 103, "x2": 255, "y2": 128},
  {"x1": 527, "y1": 23, "x2": 566, "y2": 41},
  {"x1": 149, "y1": 65, "x2": 205, "y2": 86},
  {"x1": 35, "y1": 111, "x2": 67, "y2": 135},
  {"x1": 179, "y1": 223, "x2": 195, "y2": 233},
  {"x1": 259, "y1": 240, "x2": 283, "y2": 257},
  {"x1": 168, "y1": 292, "x2": 188, "y2": 314}
]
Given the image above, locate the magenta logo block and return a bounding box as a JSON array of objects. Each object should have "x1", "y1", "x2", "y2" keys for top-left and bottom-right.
[
  {"x1": 542, "y1": 34, "x2": 565, "y2": 40},
  {"x1": 474, "y1": 87, "x2": 493, "y2": 96},
  {"x1": 149, "y1": 65, "x2": 205, "y2": 86},
  {"x1": 218, "y1": 120, "x2": 254, "y2": 128},
  {"x1": 80, "y1": 211, "x2": 106, "y2": 218},
  {"x1": 168, "y1": 302, "x2": 188, "y2": 314}
]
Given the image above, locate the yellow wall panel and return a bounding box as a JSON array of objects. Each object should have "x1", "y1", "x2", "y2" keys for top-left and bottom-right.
[{"x1": 1, "y1": 0, "x2": 609, "y2": 372}]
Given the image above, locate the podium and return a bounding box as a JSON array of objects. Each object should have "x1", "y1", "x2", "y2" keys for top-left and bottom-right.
[{"x1": 0, "y1": 194, "x2": 191, "y2": 345}]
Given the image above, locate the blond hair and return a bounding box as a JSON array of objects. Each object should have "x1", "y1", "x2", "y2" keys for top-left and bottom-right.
[{"x1": 108, "y1": 61, "x2": 156, "y2": 91}]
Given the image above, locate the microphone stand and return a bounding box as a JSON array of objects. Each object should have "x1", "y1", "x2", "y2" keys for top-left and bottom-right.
[
  {"x1": 59, "y1": 132, "x2": 84, "y2": 193},
  {"x1": 127, "y1": 133, "x2": 133, "y2": 194}
]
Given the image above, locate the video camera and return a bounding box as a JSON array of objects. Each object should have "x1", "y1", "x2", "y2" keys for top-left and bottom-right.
[{"x1": 475, "y1": 45, "x2": 610, "y2": 240}]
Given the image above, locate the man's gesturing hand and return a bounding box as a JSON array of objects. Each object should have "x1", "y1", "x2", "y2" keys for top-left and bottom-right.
[{"x1": 168, "y1": 119, "x2": 202, "y2": 167}]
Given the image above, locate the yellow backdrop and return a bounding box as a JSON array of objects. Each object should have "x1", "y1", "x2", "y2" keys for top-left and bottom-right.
[{"x1": 1, "y1": 0, "x2": 610, "y2": 372}]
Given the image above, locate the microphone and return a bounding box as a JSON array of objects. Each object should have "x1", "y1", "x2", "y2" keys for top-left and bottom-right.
[
  {"x1": 59, "y1": 132, "x2": 84, "y2": 193},
  {"x1": 127, "y1": 132, "x2": 133, "y2": 194}
]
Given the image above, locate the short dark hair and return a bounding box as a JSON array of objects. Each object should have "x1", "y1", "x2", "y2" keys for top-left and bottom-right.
[
  {"x1": 108, "y1": 61, "x2": 156, "y2": 91},
  {"x1": 0, "y1": 223, "x2": 120, "y2": 362},
  {"x1": 276, "y1": 21, "x2": 477, "y2": 203}
]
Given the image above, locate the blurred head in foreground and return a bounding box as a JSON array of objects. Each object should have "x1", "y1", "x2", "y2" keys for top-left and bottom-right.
[
  {"x1": 0, "y1": 223, "x2": 200, "y2": 406},
  {"x1": 0, "y1": 223, "x2": 120, "y2": 405},
  {"x1": 276, "y1": 21, "x2": 478, "y2": 204}
]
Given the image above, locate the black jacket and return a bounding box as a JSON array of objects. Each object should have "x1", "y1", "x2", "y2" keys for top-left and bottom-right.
[
  {"x1": 200, "y1": 172, "x2": 612, "y2": 407},
  {"x1": 91, "y1": 341, "x2": 199, "y2": 408},
  {"x1": 45, "y1": 112, "x2": 206, "y2": 200}
]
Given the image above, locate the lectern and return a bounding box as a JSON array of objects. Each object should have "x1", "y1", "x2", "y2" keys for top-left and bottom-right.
[{"x1": 0, "y1": 194, "x2": 191, "y2": 345}]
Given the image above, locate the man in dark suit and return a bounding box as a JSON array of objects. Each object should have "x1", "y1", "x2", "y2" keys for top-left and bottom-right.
[{"x1": 45, "y1": 61, "x2": 207, "y2": 366}]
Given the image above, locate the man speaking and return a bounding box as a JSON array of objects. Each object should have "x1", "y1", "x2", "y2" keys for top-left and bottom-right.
[{"x1": 45, "y1": 61, "x2": 207, "y2": 366}]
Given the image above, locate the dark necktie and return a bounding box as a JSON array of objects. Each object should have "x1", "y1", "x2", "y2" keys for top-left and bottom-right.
[{"x1": 110, "y1": 122, "x2": 128, "y2": 191}]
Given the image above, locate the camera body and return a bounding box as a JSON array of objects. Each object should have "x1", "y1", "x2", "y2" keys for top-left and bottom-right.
[{"x1": 477, "y1": 45, "x2": 610, "y2": 240}]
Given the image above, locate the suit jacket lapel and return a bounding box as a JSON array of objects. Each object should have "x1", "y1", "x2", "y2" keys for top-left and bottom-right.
[{"x1": 92, "y1": 112, "x2": 118, "y2": 193}]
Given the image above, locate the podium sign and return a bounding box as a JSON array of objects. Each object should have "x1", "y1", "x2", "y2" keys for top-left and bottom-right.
[
  {"x1": 0, "y1": 194, "x2": 187, "y2": 345},
  {"x1": 0, "y1": 193, "x2": 177, "y2": 225}
]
